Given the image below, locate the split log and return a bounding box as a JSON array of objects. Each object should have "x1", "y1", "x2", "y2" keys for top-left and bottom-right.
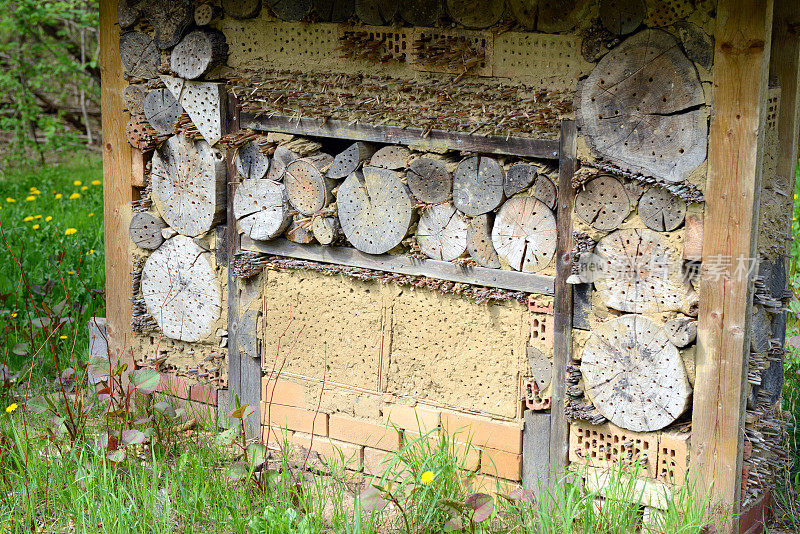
[
  {"x1": 599, "y1": 0, "x2": 645, "y2": 35},
  {"x1": 575, "y1": 175, "x2": 630, "y2": 231},
  {"x1": 141, "y1": 0, "x2": 193, "y2": 49},
  {"x1": 399, "y1": 0, "x2": 442, "y2": 26},
  {"x1": 416, "y1": 203, "x2": 468, "y2": 261},
  {"x1": 222, "y1": 0, "x2": 261, "y2": 18},
  {"x1": 504, "y1": 163, "x2": 538, "y2": 197},
  {"x1": 160, "y1": 76, "x2": 226, "y2": 146},
  {"x1": 337, "y1": 167, "x2": 413, "y2": 254},
  {"x1": 312, "y1": 216, "x2": 341, "y2": 245},
  {"x1": 267, "y1": 146, "x2": 298, "y2": 181},
  {"x1": 355, "y1": 0, "x2": 398, "y2": 25},
  {"x1": 118, "y1": 0, "x2": 143, "y2": 29},
  {"x1": 407, "y1": 157, "x2": 452, "y2": 204},
  {"x1": 453, "y1": 156, "x2": 505, "y2": 216},
  {"x1": 143, "y1": 88, "x2": 183, "y2": 135},
  {"x1": 673, "y1": 21, "x2": 714, "y2": 71},
  {"x1": 129, "y1": 212, "x2": 167, "y2": 250},
  {"x1": 665, "y1": 316, "x2": 696, "y2": 348},
  {"x1": 233, "y1": 179, "x2": 291, "y2": 241},
  {"x1": 124, "y1": 84, "x2": 146, "y2": 115},
  {"x1": 285, "y1": 159, "x2": 335, "y2": 215},
  {"x1": 638, "y1": 187, "x2": 686, "y2": 232},
  {"x1": 594, "y1": 228, "x2": 694, "y2": 313},
  {"x1": 235, "y1": 141, "x2": 270, "y2": 180},
  {"x1": 491, "y1": 197, "x2": 557, "y2": 273},
  {"x1": 119, "y1": 31, "x2": 159, "y2": 79},
  {"x1": 581, "y1": 314, "x2": 691, "y2": 432},
  {"x1": 141, "y1": 234, "x2": 221, "y2": 343},
  {"x1": 150, "y1": 135, "x2": 226, "y2": 237},
  {"x1": 370, "y1": 145, "x2": 410, "y2": 170},
  {"x1": 313, "y1": 0, "x2": 355, "y2": 22},
  {"x1": 328, "y1": 142, "x2": 375, "y2": 179},
  {"x1": 170, "y1": 29, "x2": 228, "y2": 80},
  {"x1": 267, "y1": 0, "x2": 313, "y2": 21},
  {"x1": 577, "y1": 30, "x2": 707, "y2": 183},
  {"x1": 532, "y1": 174, "x2": 558, "y2": 211},
  {"x1": 445, "y1": 0, "x2": 505, "y2": 29},
  {"x1": 286, "y1": 218, "x2": 315, "y2": 243},
  {"x1": 467, "y1": 214, "x2": 500, "y2": 268},
  {"x1": 194, "y1": 3, "x2": 221, "y2": 25},
  {"x1": 509, "y1": 0, "x2": 591, "y2": 32}
]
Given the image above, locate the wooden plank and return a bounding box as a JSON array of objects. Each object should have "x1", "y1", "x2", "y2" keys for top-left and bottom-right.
[
  {"x1": 548, "y1": 120, "x2": 577, "y2": 475},
  {"x1": 691, "y1": 2, "x2": 774, "y2": 531},
  {"x1": 239, "y1": 113, "x2": 561, "y2": 159},
  {"x1": 100, "y1": 0, "x2": 135, "y2": 368},
  {"x1": 522, "y1": 411, "x2": 551, "y2": 494},
  {"x1": 240, "y1": 236, "x2": 556, "y2": 295}
]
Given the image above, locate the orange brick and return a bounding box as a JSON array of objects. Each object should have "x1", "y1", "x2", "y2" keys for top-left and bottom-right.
[
  {"x1": 480, "y1": 448, "x2": 522, "y2": 481},
  {"x1": 158, "y1": 372, "x2": 188, "y2": 398},
  {"x1": 384, "y1": 404, "x2": 441, "y2": 433},
  {"x1": 291, "y1": 432, "x2": 363, "y2": 469},
  {"x1": 329, "y1": 414, "x2": 401, "y2": 451},
  {"x1": 262, "y1": 402, "x2": 328, "y2": 436},
  {"x1": 363, "y1": 447, "x2": 395, "y2": 476},
  {"x1": 657, "y1": 431, "x2": 690, "y2": 485},
  {"x1": 261, "y1": 426, "x2": 294, "y2": 447},
  {"x1": 441, "y1": 412, "x2": 523, "y2": 454},
  {"x1": 454, "y1": 442, "x2": 482, "y2": 472},
  {"x1": 190, "y1": 383, "x2": 216, "y2": 404},
  {"x1": 261, "y1": 378, "x2": 306, "y2": 408},
  {"x1": 683, "y1": 214, "x2": 703, "y2": 262},
  {"x1": 469, "y1": 474, "x2": 520, "y2": 496}
]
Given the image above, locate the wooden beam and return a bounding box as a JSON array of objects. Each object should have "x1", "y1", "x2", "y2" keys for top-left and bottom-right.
[
  {"x1": 691, "y1": 1, "x2": 774, "y2": 531},
  {"x1": 100, "y1": 0, "x2": 135, "y2": 364},
  {"x1": 549, "y1": 120, "x2": 577, "y2": 475},
  {"x1": 239, "y1": 113, "x2": 561, "y2": 159}
]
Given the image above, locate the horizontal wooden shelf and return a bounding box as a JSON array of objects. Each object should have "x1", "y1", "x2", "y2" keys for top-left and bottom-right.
[
  {"x1": 240, "y1": 236, "x2": 555, "y2": 295},
  {"x1": 239, "y1": 113, "x2": 561, "y2": 159}
]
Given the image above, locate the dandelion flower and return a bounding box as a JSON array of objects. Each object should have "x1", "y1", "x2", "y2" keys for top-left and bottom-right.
[
  {"x1": 67, "y1": 271, "x2": 74, "y2": 275},
  {"x1": 88, "y1": 212, "x2": 94, "y2": 217},
  {"x1": 10, "y1": 313, "x2": 16, "y2": 318},
  {"x1": 25, "y1": 196, "x2": 35, "y2": 202},
  {"x1": 73, "y1": 180, "x2": 82, "y2": 186},
  {"x1": 69, "y1": 193, "x2": 80, "y2": 200},
  {"x1": 65, "y1": 228, "x2": 77, "y2": 236},
  {"x1": 32, "y1": 224, "x2": 40, "y2": 230},
  {"x1": 23, "y1": 216, "x2": 34, "y2": 222},
  {"x1": 81, "y1": 186, "x2": 88, "y2": 191},
  {"x1": 5, "y1": 198, "x2": 15, "y2": 203},
  {"x1": 29, "y1": 187, "x2": 36, "y2": 192},
  {"x1": 420, "y1": 471, "x2": 435, "y2": 486},
  {"x1": 91, "y1": 180, "x2": 102, "y2": 186},
  {"x1": 34, "y1": 215, "x2": 41, "y2": 219},
  {"x1": 55, "y1": 194, "x2": 62, "y2": 200},
  {"x1": 59, "y1": 335, "x2": 68, "y2": 340},
  {"x1": 5, "y1": 404, "x2": 17, "y2": 413},
  {"x1": 86, "y1": 249, "x2": 95, "y2": 256},
  {"x1": 45, "y1": 216, "x2": 52, "y2": 222}
]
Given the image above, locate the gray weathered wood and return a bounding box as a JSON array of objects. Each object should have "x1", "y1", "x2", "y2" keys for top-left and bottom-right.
[
  {"x1": 233, "y1": 179, "x2": 291, "y2": 241},
  {"x1": 194, "y1": 3, "x2": 221, "y2": 25},
  {"x1": 313, "y1": 0, "x2": 355, "y2": 21},
  {"x1": 673, "y1": 21, "x2": 714, "y2": 70},
  {"x1": 407, "y1": 157, "x2": 452, "y2": 204},
  {"x1": 453, "y1": 156, "x2": 505, "y2": 216},
  {"x1": 572, "y1": 283, "x2": 592, "y2": 330},
  {"x1": 267, "y1": 0, "x2": 313, "y2": 20},
  {"x1": 504, "y1": 163, "x2": 538, "y2": 197},
  {"x1": 311, "y1": 215, "x2": 341, "y2": 245},
  {"x1": 118, "y1": 0, "x2": 142, "y2": 29},
  {"x1": 170, "y1": 29, "x2": 228, "y2": 80},
  {"x1": 124, "y1": 84, "x2": 146, "y2": 115},
  {"x1": 285, "y1": 158, "x2": 335, "y2": 215},
  {"x1": 328, "y1": 142, "x2": 375, "y2": 179},
  {"x1": 235, "y1": 141, "x2": 270, "y2": 180},
  {"x1": 241, "y1": 236, "x2": 556, "y2": 294},
  {"x1": 141, "y1": 0, "x2": 193, "y2": 49},
  {"x1": 523, "y1": 411, "x2": 552, "y2": 494},
  {"x1": 575, "y1": 175, "x2": 630, "y2": 231},
  {"x1": 129, "y1": 212, "x2": 167, "y2": 250},
  {"x1": 222, "y1": 0, "x2": 261, "y2": 18},
  {"x1": 665, "y1": 316, "x2": 697, "y2": 348},
  {"x1": 509, "y1": 0, "x2": 591, "y2": 32},
  {"x1": 370, "y1": 145, "x2": 410, "y2": 170},
  {"x1": 143, "y1": 88, "x2": 183, "y2": 135},
  {"x1": 533, "y1": 174, "x2": 558, "y2": 211},
  {"x1": 119, "y1": 31, "x2": 159, "y2": 79},
  {"x1": 600, "y1": 0, "x2": 645, "y2": 35},
  {"x1": 416, "y1": 203, "x2": 468, "y2": 261},
  {"x1": 467, "y1": 214, "x2": 500, "y2": 268},
  {"x1": 492, "y1": 197, "x2": 557, "y2": 273},
  {"x1": 286, "y1": 218, "x2": 315, "y2": 244},
  {"x1": 355, "y1": 0, "x2": 397, "y2": 24},
  {"x1": 399, "y1": 0, "x2": 442, "y2": 26},
  {"x1": 638, "y1": 186, "x2": 687, "y2": 232},
  {"x1": 445, "y1": 0, "x2": 504, "y2": 29}
]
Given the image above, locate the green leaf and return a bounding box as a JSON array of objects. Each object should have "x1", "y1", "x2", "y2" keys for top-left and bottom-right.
[
  {"x1": 26, "y1": 396, "x2": 48, "y2": 414},
  {"x1": 246, "y1": 443, "x2": 267, "y2": 468},
  {"x1": 439, "y1": 498, "x2": 466, "y2": 516},
  {"x1": 464, "y1": 493, "x2": 494, "y2": 523},
  {"x1": 122, "y1": 429, "x2": 146, "y2": 445},
  {"x1": 130, "y1": 368, "x2": 160, "y2": 394},
  {"x1": 30, "y1": 316, "x2": 50, "y2": 329},
  {"x1": 443, "y1": 516, "x2": 464, "y2": 532},
  {"x1": 359, "y1": 486, "x2": 388, "y2": 512},
  {"x1": 107, "y1": 449, "x2": 126, "y2": 464},
  {"x1": 216, "y1": 426, "x2": 240, "y2": 446},
  {"x1": 87, "y1": 356, "x2": 111, "y2": 378},
  {"x1": 154, "y1": 402, "x2": 177, "y2": 419},
  {"x1": 228, "y1": 461, "x2": 249, "y2": 482},
  {"x1": 11, "y1": 343, "x2": 29, "y2": 356},
  {"x1": 229, "y1": 403, "x2": 254, "y2": 420}
]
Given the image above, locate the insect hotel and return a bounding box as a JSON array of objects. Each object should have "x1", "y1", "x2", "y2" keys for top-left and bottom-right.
[{"x1": 99, "y1": 0, "x2": 798, "y2": 531}]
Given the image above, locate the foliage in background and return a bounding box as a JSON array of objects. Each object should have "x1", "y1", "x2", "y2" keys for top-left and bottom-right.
[{"x1": 0, "y1": 0, "x2": 100, "y2": 168}]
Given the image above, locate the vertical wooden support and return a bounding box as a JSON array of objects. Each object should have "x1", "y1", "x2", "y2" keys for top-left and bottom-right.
[
  {"x1": 549, "y1": 120, "x2": 577, "y2": 475},
  {"x1": 100, "y1": 0, "x2": 135, "y2": 366},
  {"x1": 691, "y1": 1, "x2": 773, "y2": 530}
]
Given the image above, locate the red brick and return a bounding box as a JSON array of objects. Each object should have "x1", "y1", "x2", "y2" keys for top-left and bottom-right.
[
  {"x1": 262, "y1": 402, "x2": 328, "y2": 435},
  {"x1": 189, "y1": 383, "x2": 217, "y2": 405},
  {"x1": 329, "y1": 414, "x2": 401, "y2": 451},
  {"x1": 291, "y1": 432, "x2": 362, "y2": 469},
  {"x1": 441, "y1": 412, "x2": 523, "y2": 454},
  {"x1": 384, "y1": 404, "x2": 440, "y2": 433},
  {"x1": 261, "y1": 378, "x2": 306, "y2": 408},
  {"x1": 158, "y1": 372, "x2": 188, "y2": 398},
  {"x1": 480, "y1": 448, "x2": 522, "y2": 481}
]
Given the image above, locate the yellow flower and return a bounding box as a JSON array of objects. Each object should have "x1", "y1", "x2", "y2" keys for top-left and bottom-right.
[
  {"x1": 45, "y1": 216, "x2": 52, "y2": 222},
  {"x1": 88, "y1": 212, "x2": 94, "y2": 217},
  {"x1": 25, "y1": 196, "x2": 35, "y2": 202},
  {"x1": 31, "y1": 189, "x2": 40, "y2": 195},
  {"x1": 10, "y1": 313, "x2": 16, "y2": 318},
  {"x1": 73, "y1": 180, "x2": 82, "y2": 186},
  {"x1": 59, "y1": 335, "x2": 68, "y2": 340},
  {"x1": 81, "y1": 186, "x2": 88, "y2": 191},
  {"x1": 23, "y1": 216, "x2": 34, "y2": 222},
  {"x1": 795, "y1": 194, "x2": 798, "y2": 200},
  {"x1": 5, "y1": 404, "x2": 17, "y2": 413},
  {"x1": 32, "y1": 224, "x2": 40, "y2": 230},
  {"x1": 65, "y1": 228, "x2": 77, "y2": 236},
  {"x1": 91, "y1": 180, "x2": 101, "y2": 186},
  {"x1": 86, "y1": 249, "x2": 95, "y2": 256},
  {"x1": 29, "y1": 187, "x2": 36, "y2": 192},
  {"x1": 5, "y1": 198, "x2": 15, "y2": 203},
  {"x1": 67, "y1": 271, "x2": 74, "y2": 275},
  {"x1": 34, "y1": 215, "x2": 41, "y2": 219},
  {"x1": 55, "y1": 194, "x2": 62, "y2": 200},
  {"x1": 69, "y1": 193, "x2": 80, "y2": 200},
  {"x1": 420, "y1": 471, "x2": 435, "y2": 486}
]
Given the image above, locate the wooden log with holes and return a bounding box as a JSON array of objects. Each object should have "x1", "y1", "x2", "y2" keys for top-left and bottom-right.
[
  {"x1": 337, "y1": 166, "x2": 413, "y2": 254},
  {"x1": 119, "y1": 31, "x2": 159, "y2": 79},
  {"x1": 150, "y1": 135, "x2": 226, "y2": 237},
  {"x1": 467, "y1": 213, "x2": 500, "y2": 268},
  {"x1": 222, "y1": 0, "x2": 261, "y2": 18},
  {"x1": 124, "y1": 84, "x2": 146, "y2": 115},
  {"x1": 416, "y1": 203, "x2": 468, "y2": 261},
  {"x1": 313, "y1": 0, "x2": 355, "y2": 22},
  {"x1": 118, "y1": 0, "x2": 142, "y2": 29},
  {"x1": 445, "y1": 0, "x2": 504, "y2": 29},
  {"x1": 399, "y1": 0, "x2": 442, "y2": 26},
  {"x1": 141, "y1": 0, "x2": 193, "y2": 49},
  {"x1": 233, "y1": 179, "x2": 291, "y2": 241},
  {"x1": 142, "y1": 88, "x2": 183, "y2": 135},
  {"x1": 638, "y1": 187, "x2": 687, "y2": 231},
  {"x1": 125, "y1": 115, "x2": 164, "y2": 151},
  {"x1": 581, "y1": 314, "x2": 692, "y2": 432},
  {"x1": 235, "y1": 141, "x2": 270, "y2": 180},
  {"x1": 285, "y1": 157, "x2": 335, "y2": 216},
  {"x1": 453, "y1": 156, "x2": 505, "y2": 216},
  {"x1": 492, "y1": 196, "x2": 557, "y2": 273},
  {"x1": 355, "y1": 0, "x2": 398, "y2": 25},
  {"x1": 129, "y1": 212, "x2": 167, "y2": 250},
  {"x1": 194, "y1": 3, "x2": 221, "y2": 25},
  {"x1": 370, "y1": 145, "x2": 410, "y2": 170},
  {"x1": 311, "y1": 215, "x2": 341, "y2": 245},
  {"x1": 504, "y1": 162, "x2": 538, "y2": 197},
  {"x1": 328, "y1": 142, "x2": 375, "y2": 179},
  {"x1": 575, "y1": 175, "x2": 630, "y2": 231},
  {"x1": 170, "y1": 29, "x2": 228, "y2": 80},
  {"x1": 267, "y1": 0, "x2": 313, "y2": 21},
  {"x1": 267, "y1": 146, "x2": 297, "y2": 181},
  {"x1": 509, "y1": 0, "x2": 591, "y2": 31},
  {"x1": 599, "y1": 0, "x2": 645, "y2": 35},
  {"x1": 665, "y1": 316, "x2": 697, "y2": 348},
  {"x1": 407, "y1": 157, "x2": 452, "y2": 204},
  {"x1": 141, "y1": 234, "x2": 222, "y2": 343}
]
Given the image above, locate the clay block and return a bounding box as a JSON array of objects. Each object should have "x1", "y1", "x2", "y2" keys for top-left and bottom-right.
[
  {"x1": 383, "y1": 403, "x2": 441, "y2": 433},
  {"x1": 159, "y1": 372, "x2": 189, "y2": 398},
  {"x1": 262, "y1": 403, "x2": 329, "y2": 436},
  {"x1": 683, "y1": 214, "x2": 703, "y2": 261},
  {"x1": 291, "y1": 432, "x2": 363, "y2": 469},
  {"x1": 584, "y1": 467, "x2": 672, "y2": 510},
  {"x1": 569, "y1": 420, "x2": 658, "y2": 478},
  {"x1": 131, "y1": 149, "x2": 147, "y2": 188},
  {"x1": 190, "y1": 383, "x2": 217, "y2": 404},
  {"x1": 261, "y1": 378, "x2": 307, "y2": 408},
  {"x1": 530, "y1": 314, "x2": 554, "y2": 350},
  {"x1": 261, "y1": 425, "x2": 294, "y2": 448},
  {"x1": 328, "y1": 414, "x2": 402, "y2": 451},
  {"x1": 657, "y1": 431, "x2": 690, "y2": 485},
  {"x1": 480, "y1": 448, "x2": 523, "y2": 481},
  {"x1": 441, "y1": 412, "x2": 523, "y2": 454},
  {"x1": 468, "y1": 473, "x2": 520, "y2": 497},
  {"x1": 363, "y1": 447, "x2": 394, "y2": 476}
]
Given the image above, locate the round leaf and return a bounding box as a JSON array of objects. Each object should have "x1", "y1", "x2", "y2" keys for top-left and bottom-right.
[
  {"x1": 154, "y1": 401, "x2": 177, "y2": 419},
  {"x1": 11, "y1": 343, "x2": 29, "y2": 356},
  {"x1": 131, "y1": 368, "x2": 160, "y2": 394},
  {"x1": 465, "y1": 493, "x2": 494, "y2": 523},
  {"x1": 88, "y1": 356, "x2": 111, "y2": 378},
  {"x1": 359, "y1": 486, "x2": 389, "y2": 512},
  {"x1": 247, "y1": 443, "x2": 267, "y2": 468},
  {"x1": 122, "y1": 429, "x2": 146, "y2": 445},
  {"x1": 216, "y1": 426, "x2": 240, "y2": 446},
  {"x1": 228, "y1": 461, "x2": 249, "y2": 482},
  {"x1": 107, "y1": 449, "x2": 126, "y2": 464},
  {"x1": 26, "y1": 396, "x2": 48, "y2": 414}
]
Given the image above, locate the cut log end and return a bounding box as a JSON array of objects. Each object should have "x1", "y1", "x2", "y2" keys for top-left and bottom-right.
[
  {"x1": 416, "y1": 203, "x2": 468, "y2": 261},
  {"x1": 142, "y1": 0, "x2": 193, "y2": 49},
  {"x1": 638, "y1": 187, "x2": 687, "y2": 232},
  {"x1": 222, "y1": 0, "x2": 262, "y2": 18},
  {"x1": 234, "y1": 179, "x2": 291, "y2": 241},
  {"x1": 311, "y1": 216, "x2": 341, "y2": 245},
  {"x1": 407, "y1": 157, "x2": 452, "y2": 204},
  {"x1": 453, "y1": 156, "x2": 505, "y2": 216},
  {"x1": 575, "y1": 175, "x2": 630, "y2": 231},
  {"x1": 170, "y1": 29, "x2": 229, "y2": 80},
  {"x1": 235, "y1": 141, "x2": 271, "y2": 180},
  {"x1": 129, "y1": 212, "x2": 167, "y2": 250},
  {"x1": 492, "y1": 196, "x2": 557, "y2": 273},
  {"x1": 467, "y1": 214, "x2": 500, "y2": 268},
  {"x1": 445, "y1": 0, "x2": 505, "y2": 29},
  {"x1": 328, "y1": 142, "x2": 375, "y2": 179},
  {"x1": 355, "y1": 0, "x2": 398, "y2": 25},
  {"x1": 143, "y1": 88, "x2": 183, "y2": 136},
  {"x1": 370, "y1": 145, "x2": 411, "y2": 170},
  {"x1": 119, "y1": 31, "x2": 159, "y2": 79},
  {"x1": 285, "y1": 158, "x2": 335, "y2": 216}
]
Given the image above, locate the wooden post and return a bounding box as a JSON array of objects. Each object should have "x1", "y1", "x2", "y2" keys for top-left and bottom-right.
[
  {"x1": 690, "y1": 1, "x2": 774, "y2": 530},
  {"x1": 100, "y1": 0, "x2": 135, "y2": 367},
  {"x1": 549, "y1": 120, "x2": 577, "y2": 474}
]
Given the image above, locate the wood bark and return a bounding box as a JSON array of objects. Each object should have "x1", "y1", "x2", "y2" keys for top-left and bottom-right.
[
  {"x1": 467, "y1": 213, "x2": 500, "y2": 268},
  {"x1": 235, "y1": 141, "x2": 270, "y2": 180},
  {"x1": 453, "y1": 156, "x2": 505, "y2": 216},
  {"x1": 119, "y1": 31, "x2": 159, "y2": 79},
  {"x1": 407, "y1": 157, "x2": 452, "y2": 204},
  {"x1": 370, "y1": 145, "x2": 410, "y2": 170},
  {"x1": 143, "y1": 88, "x2": 183, "y2": 135},
  {"x1": 577, "y1": 29, "x2": 707, "y2": 183},
  {"x1": 312, "y1": 216, "x2": 341, "y2": 245},
  {"x1": 222, "y1": 0, "x2": 262, "y2": 18},
  {"x1": 355, "y1": 0, "x2": 398, "y2": 25},
  {"x1": 233, "y1": 179, "x2": 291, "y2": 241},
  {"x1": 638, "y1": 187, "x2": 686, "y2": 232},
  {"x1": 328, "y1": 142, "x2": 375, "y2": 179},
  {"x1": 575, "y1": 175, "x2": 630, "y2": 231},
  {"x1": 267, "y1": 0, "x2": 313, "y2": 21},
  {"x1": 267, "y1": 146, "x2": 298, "y2": 181},
  {"x1": 141, "y1": 0, "x2": 193, "y2": 49},
  {"x1": 665, "y1": 316, "x2": 697, "y2": 348},
  {"x1": 129, "y1": 212, "x2": 167, "y2": 250},
  {"x1": 492, "y1": 196, "x2": 557, "y2": 273},
  {"x1": 416, "y1": 202, "x2": 468, "y2": 261},
  {"x1": 599, "y1": 0, "x2": 645, "y2": 35},
  {"x1": 337, "y1": 166, "x2": 413, "y2": 254},
  {"x1": 399, "y1": 0, "x2": 442, "y2": 26},
  {"x1": 445, "y1": 0, "x2": 505, "y2": 29},
  {"x1": 170, "y1": 29, "x2": 229, "y2": 80},
  {"x1": 150, "y1": 134, "x2": 227, "y2": 237},
  {"x1": 141, "y1": 234, "x2": 222, "y2": 343},
  {"x1": 313, "y1": 0, "x2": 355, "y2": 22},
  {"x1": 582, "y1": 314, "x2": 692, "y2": 432},
  {"x1": 285, "y1": 158, "x2": 335, "y2": 216}
]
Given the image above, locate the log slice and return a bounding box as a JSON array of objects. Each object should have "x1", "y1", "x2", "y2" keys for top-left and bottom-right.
[
  {"x1": 638, "y1": 187, "x2": 686, "y2": 232},
  {"x1": 407, "y1": 157, "x2": 452, "y2": 204},
  {"x1": 453, "y1": 156, "x2": 505, "y2": 216},
  {"x1": 416, "y1": 202, "x2": 468, "y2": 261},
  {"x1": 119, "y1": 31, "x2": 159, "y2": 79},
  {"x1": 170, "y1": 29, "x2": 229, "y2": 80},
  {"x1": 575, "y1": 175, "x2": 630, "y2": 231},
  {"x1": 143, "y1": 88, "x2": 183, "y2": 135},
  {"x1": 492, "y1": 196, "x2": 557, "y2": 273},
  {"x1": 233, "y1": 179, "x2": 291, "y2": 241}
]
